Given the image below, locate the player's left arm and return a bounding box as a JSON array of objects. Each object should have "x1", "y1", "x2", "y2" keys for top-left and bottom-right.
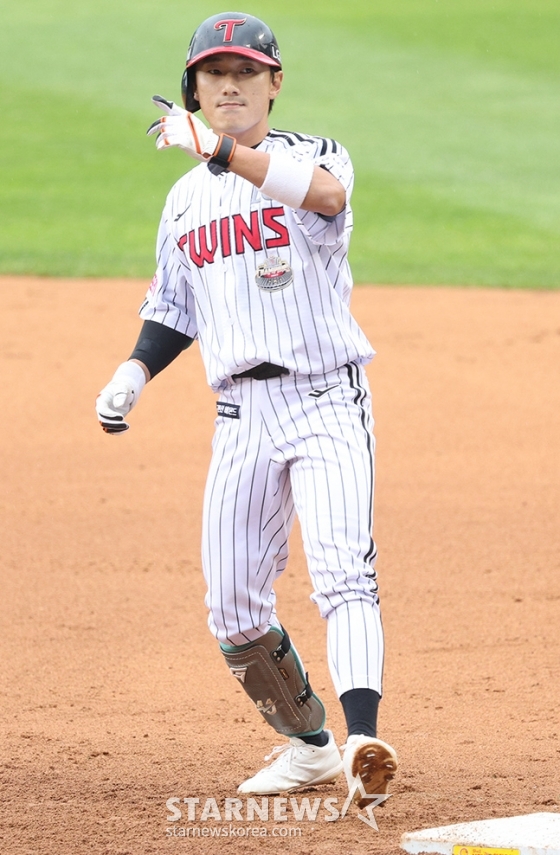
[
  {"x1": 228, "y1": 145, "x2": 345, "y2": 217},
  {"x1": 147, "y1": 96, "x2": 344, "y2": 217}
]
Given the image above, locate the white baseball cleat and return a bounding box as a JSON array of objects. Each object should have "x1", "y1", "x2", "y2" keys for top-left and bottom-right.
[
  {"x1": 237, "y1": 729, "x2": 343, "y2": 795},
  {"x1": 342, "y1": 736, "x2": 398, "y2": 808}
]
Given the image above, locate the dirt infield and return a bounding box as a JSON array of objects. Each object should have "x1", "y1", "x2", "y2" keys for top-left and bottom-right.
[{"x1": 1, "y1": 276, "x2": 559, "y2": 854}]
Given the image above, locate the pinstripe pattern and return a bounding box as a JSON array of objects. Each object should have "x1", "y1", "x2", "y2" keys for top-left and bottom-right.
[
  {"x1": 202, "y1": 364, "x2": 384, "y2": 696},
  {"x1": 139, "y1": 130, "x2": 373, "y2": 392},
  {"x1": 144, "y1": 127, "x2": 385, "y2": 701}
]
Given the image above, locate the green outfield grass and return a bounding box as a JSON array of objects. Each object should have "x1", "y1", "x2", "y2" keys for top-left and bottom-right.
[{"x1": 1, "y1": 0, "x2": 559, "y2": 286}]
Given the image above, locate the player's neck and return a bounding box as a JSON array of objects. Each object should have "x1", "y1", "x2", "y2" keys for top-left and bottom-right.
[{"x1": 233, "y1": 128, "x2": 270, "y2": 148}]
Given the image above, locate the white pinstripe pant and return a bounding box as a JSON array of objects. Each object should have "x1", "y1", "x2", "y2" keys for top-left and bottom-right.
[{"x1": 202, "y1": 363, "x2": 384, "y2": 697}]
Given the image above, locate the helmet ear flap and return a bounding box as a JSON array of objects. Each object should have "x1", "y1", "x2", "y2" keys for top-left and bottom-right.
[{"x1": 181, "y1": 67, "x2": 200, "y2": 112}]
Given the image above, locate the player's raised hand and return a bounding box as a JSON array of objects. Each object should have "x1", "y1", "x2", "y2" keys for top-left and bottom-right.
[
  {"x1": 95, "y1": 362, "x2": 147, "y2": 435},
  {"x1": 147, "y1": 95, "x2": 220, "y2": 161}
]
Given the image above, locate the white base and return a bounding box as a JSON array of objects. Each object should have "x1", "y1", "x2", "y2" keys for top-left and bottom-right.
[{"x1": 401, "y1": 812, "x2": 560, "y2": 855}]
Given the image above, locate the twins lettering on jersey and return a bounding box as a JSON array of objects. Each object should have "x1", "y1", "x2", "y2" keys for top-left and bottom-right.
[{"x1": 177, "y1": 206, "x2": 290, "y2": 268}]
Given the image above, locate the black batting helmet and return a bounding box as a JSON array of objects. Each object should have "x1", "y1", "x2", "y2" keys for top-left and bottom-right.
[{"x1": 181, "y1": 12, "x2": 282, "y2": 112}]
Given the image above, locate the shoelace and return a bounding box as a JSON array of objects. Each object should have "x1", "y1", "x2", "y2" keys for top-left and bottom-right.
[
  {"x1": 264, "y1": 744, "x2": 291, "y2": 763},
  {"x1": 264, "y1": 741, "x2": 315, "y2": 764}
]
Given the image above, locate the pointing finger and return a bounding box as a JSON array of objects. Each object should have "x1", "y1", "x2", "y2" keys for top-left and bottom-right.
[{"x1": 152, "y1": 94, "x2": 175, "y2": 113}]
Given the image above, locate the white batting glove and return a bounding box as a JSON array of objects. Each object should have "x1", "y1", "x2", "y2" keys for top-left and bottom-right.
[
  {"x1": 96, "y1": 361, "x2": 147, "y2": 435},
  {"x1": 146, "y1": 95, "x2": 220, "y2": 161}
]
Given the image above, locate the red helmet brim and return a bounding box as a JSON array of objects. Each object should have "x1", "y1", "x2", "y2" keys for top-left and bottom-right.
[{"x1": 187, "y1": 46, "x2": 281, "y2": 69}]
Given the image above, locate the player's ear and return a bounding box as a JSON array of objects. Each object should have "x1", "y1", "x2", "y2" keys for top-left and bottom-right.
[{"x1": 269, "y1": 70, "x2": 283, "y2": 101}]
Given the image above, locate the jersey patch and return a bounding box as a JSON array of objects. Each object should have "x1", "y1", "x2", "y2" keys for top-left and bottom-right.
[
  {"x1": 217, "y1": 402, "x2": 240, "y2": 419},
  {"x1": 255, "y1": 255, "x2": 293, "y2": 292}
]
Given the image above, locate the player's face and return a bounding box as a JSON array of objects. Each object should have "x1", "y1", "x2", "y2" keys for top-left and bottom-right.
[{"x1": 194, "y1": 54, "x2": 283, "y2": 146}]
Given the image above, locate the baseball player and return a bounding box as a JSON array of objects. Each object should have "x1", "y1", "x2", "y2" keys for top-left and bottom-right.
[{"x1": 96, "y1": 12, "x2": 398, "y2": 804}]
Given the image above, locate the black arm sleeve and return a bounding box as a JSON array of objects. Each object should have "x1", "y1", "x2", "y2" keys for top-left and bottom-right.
[{"x1": 129, "y1": 320, "x2": 194, "y2": 378}]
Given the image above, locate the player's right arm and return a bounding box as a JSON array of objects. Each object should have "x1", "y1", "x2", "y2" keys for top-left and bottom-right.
[
  {"x1": 96, "y1": 192, "x2": 197, "y2": 435},
  {"x1": 95, "y1": 323, "x2": 194, "y2": 434}
]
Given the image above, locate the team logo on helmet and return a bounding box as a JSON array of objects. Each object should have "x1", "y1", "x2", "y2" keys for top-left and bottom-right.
[
  {"x1": 255, "y1": 256, "x2": 293, "y2": 292},
  {"x1": 214, "y1": 18, "x2": 247, "y2": 43}
]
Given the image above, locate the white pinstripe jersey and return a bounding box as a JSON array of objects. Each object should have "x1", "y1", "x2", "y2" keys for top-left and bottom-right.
[{"x1": 140, "y1": 130, "x2": 375, "y2": 391}]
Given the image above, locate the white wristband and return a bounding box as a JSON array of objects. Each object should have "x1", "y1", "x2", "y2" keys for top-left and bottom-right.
[
  {"x1": 259, "y1": 151, "x2": 315, "y2": 210},
  {"x1": 113, "y1": 360, "x2": 147, "y2": 395}
]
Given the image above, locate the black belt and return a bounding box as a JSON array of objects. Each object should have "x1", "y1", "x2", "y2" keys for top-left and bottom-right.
[{"x1": 232, "y1": 362, "x2": 289, "y2": 381}]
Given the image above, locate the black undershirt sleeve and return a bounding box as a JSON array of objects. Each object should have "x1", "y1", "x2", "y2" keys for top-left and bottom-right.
[{"x1": 129, "y1": 320, "x2": 194, "y2": 378}]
